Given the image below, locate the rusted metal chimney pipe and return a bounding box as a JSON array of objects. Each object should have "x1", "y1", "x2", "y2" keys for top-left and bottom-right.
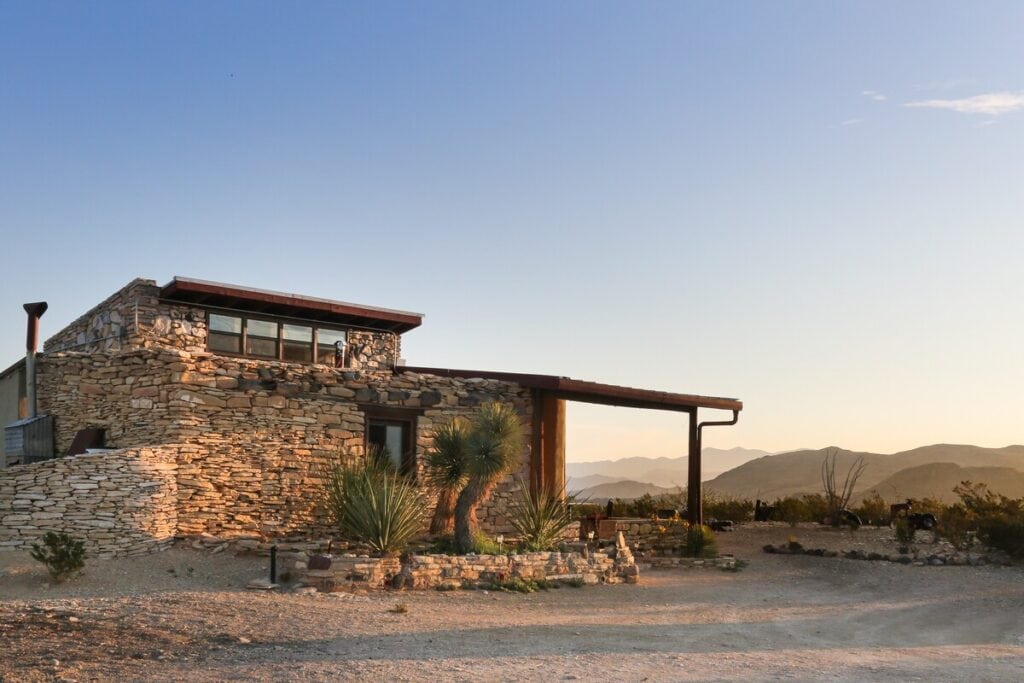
[{"x1": 23, "y1": 302, "x2": 48, "y2": 419}]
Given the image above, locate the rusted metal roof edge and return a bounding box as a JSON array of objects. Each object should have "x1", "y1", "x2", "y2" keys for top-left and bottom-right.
[
  {"x1": 161, "y1": 277, "x2": 424, "y2": 333},
  {"x1": 397, "y1": 366, "x2": 743, "y2": 412}
]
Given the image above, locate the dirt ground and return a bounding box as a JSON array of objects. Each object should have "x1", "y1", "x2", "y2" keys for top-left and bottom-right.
[{"x1": 2, "y1": 524, "x2": 1023, "y2": 682}]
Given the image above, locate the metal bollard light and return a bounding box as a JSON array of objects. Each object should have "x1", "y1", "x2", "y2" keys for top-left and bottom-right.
[{"x1": 270, "y1": 545, "x2": 278, "y2": 584}]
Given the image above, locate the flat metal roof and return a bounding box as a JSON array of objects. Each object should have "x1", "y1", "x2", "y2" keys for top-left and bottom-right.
[
  {"x1": 397, "y1": 366, "x2": 743, "y2": 413},
  {"x1": 161, "y1": 277, "x2": 423, "y2": 334}
]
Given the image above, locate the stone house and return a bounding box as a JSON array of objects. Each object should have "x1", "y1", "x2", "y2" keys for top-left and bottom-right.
[{"x1": 0, "y1": 277, "x2": 741, "y2": 555}]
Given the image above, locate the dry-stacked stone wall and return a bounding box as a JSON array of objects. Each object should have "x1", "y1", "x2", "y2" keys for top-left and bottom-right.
[
  {"x1": 298, "y1": 544, "x2": 638, "y2": 592},
  {"x1": 0, "y1": 446, "x2": 182, "y2": 557},
  {"x1": 34, "y1": 346, "x2": 533, "y2": 539}
]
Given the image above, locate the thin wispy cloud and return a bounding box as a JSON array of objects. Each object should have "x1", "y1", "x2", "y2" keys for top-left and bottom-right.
[
  {"x1": 861, "y1": 90, "x2": 887, "y2": 101},
  {"x1": 839, "y1": 118, "x2": 862, "y2": 127},
  {"x1": 905, "y1": 91, "x2": 1024, "y2": 115}
]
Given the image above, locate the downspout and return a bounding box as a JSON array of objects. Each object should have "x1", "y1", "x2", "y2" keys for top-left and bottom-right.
[
  {"x1": 22, "y1": 302, "x2": 48, "y2": 419},
  {"x1": 688, "y1": 409, "x2": 740, "y2": 526}
]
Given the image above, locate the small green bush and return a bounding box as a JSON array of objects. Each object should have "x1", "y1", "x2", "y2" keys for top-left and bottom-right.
[
  {"x1": 955, "y1": 482, "x2": 1024, "y2": 558},
  {"x1": 893, "y1": 517, "x2": 916, "y2": 545},
  {"x1": 770, "y1": 494, "x2": 828, "y2": 525},
  {"x1": 30, "y1": 532, "x2": 86, "y2": 582},
  {"x1": 703, "y1": 494, "x2": 754, "y2": 523},
  {"x1": 938, "y1": 504, "x2": 974, "y2": 551},
  {"x1": 683, "y1": 525, "x2": 718, "y2": 558},
  {"x1": 430, "y1": 532, "x2": 503, "y2": 555},
  {"x1": 852, "y1": 493, "x2": 889, "y2": 526}
]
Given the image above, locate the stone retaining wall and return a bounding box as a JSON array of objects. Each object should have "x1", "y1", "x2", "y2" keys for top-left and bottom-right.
[
  {"x1": 0, "y1": 446, "x2": 180, "y2": 557},
  {"x1": 297, "y1": 543, "x2": 638, "y2": 592}
]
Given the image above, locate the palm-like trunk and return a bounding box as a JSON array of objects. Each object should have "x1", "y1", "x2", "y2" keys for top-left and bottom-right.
[
  {"x1": 429, "y1": 487, "x2": 459, "y2": 535},
  {"x1": 454, "y1": 477, "x2": 495, "y2": 553}
]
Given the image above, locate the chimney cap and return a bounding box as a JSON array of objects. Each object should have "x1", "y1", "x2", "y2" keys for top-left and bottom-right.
[{"x1": 23, "y1": 302, "x2": 48, "y2": 316}]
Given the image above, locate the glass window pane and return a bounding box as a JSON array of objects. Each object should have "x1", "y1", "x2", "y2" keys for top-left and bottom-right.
[
  {"x1": 384, "y1": 425, "x2": 404, "y2": 469},
  {"x1": 247, "y1": 319, "x2": 278, "y2": 338},
  {"x1": 318, "y1": 328, "x2": 347, "y2": 346},
  {"x1": 209, "y1": 314, "x2": 242, "y2": 334},
  {"x1": 318, "y1": 344, "x2": 342, "y2": 366},
  {"x1": 282, "y1": 324, "x2": 312, "y2": 342},
  {"x1": 282, "y1": 340, "x2": 312, "y2": 363},
  {"x1": 208, "y1": 331, "x2": 241, "y2": 354},
  {"x1": 246, "y1": 336, "x2": 277, "y2": 358}
]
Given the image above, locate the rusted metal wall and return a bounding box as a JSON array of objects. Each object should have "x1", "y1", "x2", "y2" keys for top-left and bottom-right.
[{"x1": 0, "y1": 362, "x2": 26, "y2": 468}]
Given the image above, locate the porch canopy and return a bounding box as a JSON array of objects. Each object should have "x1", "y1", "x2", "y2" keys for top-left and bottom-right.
[{"x1": 397, "y1": 366, "x2": 743, "y2": 525}]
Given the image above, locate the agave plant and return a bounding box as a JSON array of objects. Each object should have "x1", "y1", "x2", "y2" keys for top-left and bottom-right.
[
  {"x1": 321, "y1": 451, "x2": 426, "y2": 555},
  {"x1": 508, "y1": 478, "x2": 577, "y2": 551},
  {"x1": 423, "y1": 418, "x2": 470, "y2": 535},
  {"x1": 454, "y1": 402, "x2": 524, "y2": 553}
]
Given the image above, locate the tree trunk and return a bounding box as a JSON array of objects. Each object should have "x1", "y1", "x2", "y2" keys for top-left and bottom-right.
[
  {"x1": 454, "y1": 478, "x2": 495, "y2": 553},
  {"x1": 429, "y1": 487, "x2": 459, "y2": 536}
]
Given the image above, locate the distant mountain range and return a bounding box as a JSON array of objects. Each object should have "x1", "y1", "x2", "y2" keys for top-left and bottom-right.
[
  {"x1": 567, "y1": 444, "x2": 1024, "y2": 504},
  {"x1": 566, "y1": 447, "x2": 769, "y2": 492},
  {"x1": 574, "y1": 480, "x2": 681, "y2": 502},
  {"x1": 705, "y1": 444, "x2": 1024, "y2": 502}
]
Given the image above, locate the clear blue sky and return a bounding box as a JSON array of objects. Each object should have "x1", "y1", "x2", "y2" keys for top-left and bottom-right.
[{"x1": 2, "y1": 3, "x2": 1022, "y2": 462}]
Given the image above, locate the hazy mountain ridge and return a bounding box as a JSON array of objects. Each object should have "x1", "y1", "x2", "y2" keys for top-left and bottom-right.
[
  {"x1": 566, "y1": 447, "x2": 769, "y2": 491},
  {"x1": 574, "y1": 480, "x2": 681, "y2": 502},
  {"x1": 705, "y1": 444, "x2": 1024, "y2": 501},
  {"x1": 864, "y1": 463, "x2": 1024, "y2": 504}
]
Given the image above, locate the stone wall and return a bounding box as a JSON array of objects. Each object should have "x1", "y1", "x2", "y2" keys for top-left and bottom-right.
[
  {"x1": 42, "y1": 277, "x2": 400, "y2": 369},
  {"x1": 35, "y1": 347, "x2": 534, "y2": 537},
  {"x1": 0, "y1": 446, "x2": 180, "y2": 557},
  {"x1": 297, "y1": 544, "x2": 638, "y2": 592}
]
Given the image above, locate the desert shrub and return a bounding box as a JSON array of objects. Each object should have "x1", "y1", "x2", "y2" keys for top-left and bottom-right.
[
  {"x1": 430, "y1": 531, "x2": 503, "y2": 555},
  {"x1": 907, "y1": 496, "x2": 944, "y2": 516},
  {"x1": 683, "y1": 524, "x2": 718, "y2": 558},
  {"x1": 30, "y1": 532, "x2": 86, "y2": 582},
  {"x1": 571, "y1": 503, "x2": 604, "y2": 519},
  {"x1": 509, "y1": 480, "x2": 577, "y2": 551},
  {"x1": 852, "y1": 492, "x2": 889, "y2": 526},
  {"x1": 955, "y1": 482, "x2": 1024, "y2": 558},
  {"x1": 893, "y1": 517, "x2": 916, "y2": 545},
  {"x1": 938, "y1": 504, "x2": 974, "y2": 551},
  {"x1": 612, "y1": 493, "x2": 662, "y2": 518},
  {"x1": 321, "y1": 455, "x2": 426, "y2": 555},
  {"x1": 703, "y1": 494, "x2": 754, "y2": 523},
  {"x1": 771, "y1": 494, "x2": 829, "y2": 525}
]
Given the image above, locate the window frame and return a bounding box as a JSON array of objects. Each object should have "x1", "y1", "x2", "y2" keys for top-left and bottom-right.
[
  {"x1": 361, "y1": 405, "x2": 422, "y2": 480},
  {"x1": 203, "y1": 309, "x2": 349, "y2": 366}
]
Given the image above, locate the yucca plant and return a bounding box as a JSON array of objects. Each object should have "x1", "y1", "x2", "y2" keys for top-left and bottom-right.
[
  {"x1": 454, "y1": 403, "x2": 524, "y2": 553},
  {"x1": 508, "y1": 479, "x2": 576, "y2": 551},
  {"x1": 423, "y1": 418, "x2": 470, "y2": 535},
  {"x1": 321, "y1": 450, "x2": 426, "y2": 555}
]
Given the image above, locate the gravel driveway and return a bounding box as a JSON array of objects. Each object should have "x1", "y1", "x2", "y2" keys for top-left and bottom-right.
[{"x1": 2, "y1": 526, "x2": 1023, "y2": 682}]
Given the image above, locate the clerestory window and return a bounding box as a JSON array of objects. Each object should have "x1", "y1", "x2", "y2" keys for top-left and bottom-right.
[{"x1": 205, "y1": 311, "x2": 348, "y2": 366}]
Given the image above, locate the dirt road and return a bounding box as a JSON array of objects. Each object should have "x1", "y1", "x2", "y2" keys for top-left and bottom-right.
[{"x1": 2, "y1": 527, "x2": 1023, "y2": 681}]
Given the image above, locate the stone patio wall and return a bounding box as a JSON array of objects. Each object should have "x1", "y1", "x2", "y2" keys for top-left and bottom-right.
[{"x1": 0, "y1": 446, "x2": 180, "y2": 557}]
